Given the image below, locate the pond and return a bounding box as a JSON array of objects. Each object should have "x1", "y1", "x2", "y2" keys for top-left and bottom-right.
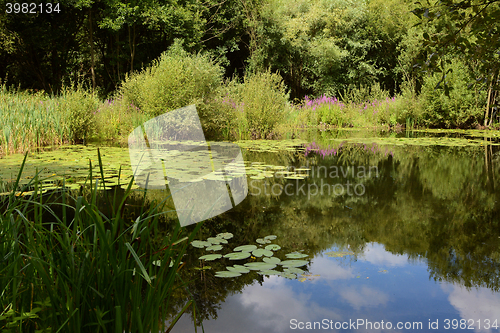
[
  {"x1": 1, "y1": 128, "x2": 500, "y2": 332},
  {"x1": 164, "y1": 129, "x2": 500, "y2": 333}
]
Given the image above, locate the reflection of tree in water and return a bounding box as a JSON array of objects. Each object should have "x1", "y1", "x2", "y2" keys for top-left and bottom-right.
[{"x1": 154, "y1": 143, "x2": 500, "y2": 325}]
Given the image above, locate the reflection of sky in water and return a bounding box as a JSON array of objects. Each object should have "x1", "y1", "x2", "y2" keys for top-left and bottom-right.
[{"x1": 171, "y1": 243, "x2": 500, "y2": 333}]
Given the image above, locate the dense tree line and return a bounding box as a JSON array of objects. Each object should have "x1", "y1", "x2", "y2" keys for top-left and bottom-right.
[{"x1": 0, "y1": 0, "x2": 498, "y2": 110}]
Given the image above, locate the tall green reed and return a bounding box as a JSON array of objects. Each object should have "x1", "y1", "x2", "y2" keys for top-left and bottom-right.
[
  {"x1": 1, "y1": 150, "x2": 202, "y2": 332},
  {"x1": 0, "y1": 85, "x2": 72, "y2": 155}
]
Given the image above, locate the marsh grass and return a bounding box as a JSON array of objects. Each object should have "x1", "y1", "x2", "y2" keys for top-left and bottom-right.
[
  {"x1": 0, "y1": 150, "x2": 203, "y2": 332},
  {"x1": 0, "y1": 85, "x2": 71, "y2": 156},
  {"x1": 0, "y1": 83, "x2": 103, "y2": 155}
]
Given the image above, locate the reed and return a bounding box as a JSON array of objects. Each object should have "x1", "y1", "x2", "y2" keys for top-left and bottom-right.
[
  {"x1": 0, "y1": 150, "x2": 202, "y2": 332},
  {"x1": 0, "y1": 85, "x2": 72, "y2": 155}
]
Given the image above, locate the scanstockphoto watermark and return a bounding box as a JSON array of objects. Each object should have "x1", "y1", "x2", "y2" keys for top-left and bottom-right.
[
  {"x1": 286, "y1": 164, "x2": 379, "y2": 180},
  {"x1": 290, "y1": 318, "x2": 424, "y2": 330},
  {"x1": 249, "y1": 179, "x2": 366, "y2": 198},
  {"x1": 249, "y1": 165, "x2": 379, "y2": 199}
]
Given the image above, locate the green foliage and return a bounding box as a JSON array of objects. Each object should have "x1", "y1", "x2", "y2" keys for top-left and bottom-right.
[
  {"x1": 248, "y1": 0, "x2": 414, "y2": 99},
  {"x1": 419, "y1": 58, "x2": 484, "y2": 128},
  {"x1": 93, "y1": 97, "x2": 149, "y2": 143},
  {"x1": 239, "y1": 71, "x2": 290, "y2": 138},
  {"x1": 119, "y1": 39, "x2": 224, "y2": 117},
  {"x1": 0, "y1": 152, "x2": 201, "y2": 332},
  {"x1": 286, "y1": 83, "x2": 425, "y2": 129},
  {"x1": 198, "y1": 79, "x2": 243, "y2": 140},
  {"x1": 412, "y1": 0, "x2": 500, "y2": 91},
  {"x1": 59, "y1": 85, "x2": 99, "y2": 143},
  {"x1": 0, "y1": 84, "x2": 72, "y2": 155}
]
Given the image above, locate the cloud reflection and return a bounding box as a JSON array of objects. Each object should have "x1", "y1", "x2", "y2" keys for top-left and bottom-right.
[
  {"x1": 443, "y1": 284, "x2": 500, "y2": 333},
  {"x1": 360, "y1": 242, "x2": 409, "y2": 267}
]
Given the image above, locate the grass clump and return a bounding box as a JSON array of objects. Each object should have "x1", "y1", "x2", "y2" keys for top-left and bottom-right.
[
  {"x1": 0, "y1": 152, "x2": 202, "y2": 332},
  {"x1": 0, "y1": 83, "x2": 103, "y2": 155},
  {"x1": 92, "y1": 97, "x2": 149, "y2": 144}
]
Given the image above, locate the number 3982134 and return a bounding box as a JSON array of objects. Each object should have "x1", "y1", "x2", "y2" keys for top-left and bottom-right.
[{"x1": 6, "y1": 3, "x2": 61, "y2": 14}]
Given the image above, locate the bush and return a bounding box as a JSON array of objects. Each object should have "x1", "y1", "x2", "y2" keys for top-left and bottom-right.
[
  {"x1": 197, "y1": 79, "x2": 243, "y2": 140},
  {"x1": 93, "y1": 97, "x2": 149, "y2": 143},
  {"x1": 419, "y1": 58, "x2": 484, "y2": 128},
  {"x1": 58, "y1": 85, "x2": 99, "y2": 143},
  {"x1": 239, "y1": 70, "x2": 289, "y2": 138},
  {"x1": 119, "y1": 39, "x2": 224, "y2": 118}
]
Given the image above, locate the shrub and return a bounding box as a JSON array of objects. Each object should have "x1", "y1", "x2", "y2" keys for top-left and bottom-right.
[
  {"x1": 58, "y1": 85, "x2": 99, "y2": 143},
  {"x1": 197, "y1": 79, "x2": 243, "y2": 140},
  {"x1": 419, "y1": 58, "x2": 484, "y2": 128},
  {"x1": 239, "y1": 70, "x2": 289, "y2": 137},
  {"x1": 93, "y1": 97, "x2": 149, "y2": 143},
  {"x1": 119, "y1": 39, "x2": 224, "y2": 118}
]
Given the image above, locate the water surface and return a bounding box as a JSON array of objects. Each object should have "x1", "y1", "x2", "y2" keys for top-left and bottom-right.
[{"x1": 167, "y1": 130, "x2": 500, "y2": 333}]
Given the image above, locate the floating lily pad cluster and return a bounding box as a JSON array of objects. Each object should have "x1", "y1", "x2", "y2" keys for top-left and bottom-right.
[
  {"x1": 245, "y1": 162, "x2": 310, "y2": 181},
  {"x1": 0, "y1": 145, "x2": 137, "y2": 196},
  {"x1": 0, "y1": 140, "x2": 311, "y2": 196},
  {"x1": 236, "y1": 139, "x2": 307, "y2": 153},
  {"x1": 191, "y1": 234, "x2": 310, "y2": 279}
]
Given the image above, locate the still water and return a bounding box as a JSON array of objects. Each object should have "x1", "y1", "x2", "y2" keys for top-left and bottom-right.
[{"x1": 167, "y1": 130, "x2": 500, "y2": 333}]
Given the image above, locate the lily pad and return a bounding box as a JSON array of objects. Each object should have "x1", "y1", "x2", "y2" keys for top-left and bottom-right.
[
  {"x1": 284, "y1": 267, "x2": 305, "y2": 275},
  {"x1": 286, "y1": 252, "x2": 309, "y2": 259},
  {"x1": 258, "y1": 270, "x2": 281, "y2": 275},
  {"x1": 284, "y1": 175, "x2": 306, "y2": 180},
  {"x1": 224, "y1": 252, "x2": 252, "y2": 260},
  {"x1": 252, "y1": 248, "x2": 274, "y2": 257},
  {"x1": 264, "y1": 235, "x2": 277, "y2": 241},
  {"x1": 206, "y1": 245, "x2": 223, "y2": 251},
  {"x1": 244, "y1": 262, "x2": 277, "y2": 271},
  {"x1": 215, "y1": 271, "x2": 241, "y2": 278},
  {"x1": 256, "y1": 238, "x2": 271, "y2": 244},
  {"x1": 227, "y1": 265, "x2": 250, "y2": 274},
  {"x1": 265, "y1": 244, "x2": 281, "y2": 251},
  {"x1": 207, "y1": 237, "x2": 224, "y2": 245},
  {"x1": 216, "y1": 232, "x2": 234, "y2": 240},
  {"x1": 280, "y1": 260, "x2": 309, "y2": 268},
  {"x1": 199, "y1": 254, "x2": 222, "y2": 261},
  {"x1": 263, "y1": 257, "x2": 281, "y2": 264},
  {"x1": 191, "y1": 240, "x2": 212, "y2": 248},
  {"x1": 280, "y1": 272, "x2": 297, "y2": 279},
  {"x1": 233, "y1": 245, "x2": 258, "y2": 252}
]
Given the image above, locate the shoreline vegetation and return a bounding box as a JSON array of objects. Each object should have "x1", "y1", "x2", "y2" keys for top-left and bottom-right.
[
  {"x1": 0, "y1": 151, "x2": 204, "y2": 332},
  {"x1": 1, "y1": 0, "x2": 499, "y2": 331},
  {"x1": 0, "y1": 41, "x2": 497, "y2": 157}
]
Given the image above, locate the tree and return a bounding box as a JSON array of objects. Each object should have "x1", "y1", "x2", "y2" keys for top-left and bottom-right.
[{"x1": 412, "y1": 0, "x2": 500, "y2": 125}]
